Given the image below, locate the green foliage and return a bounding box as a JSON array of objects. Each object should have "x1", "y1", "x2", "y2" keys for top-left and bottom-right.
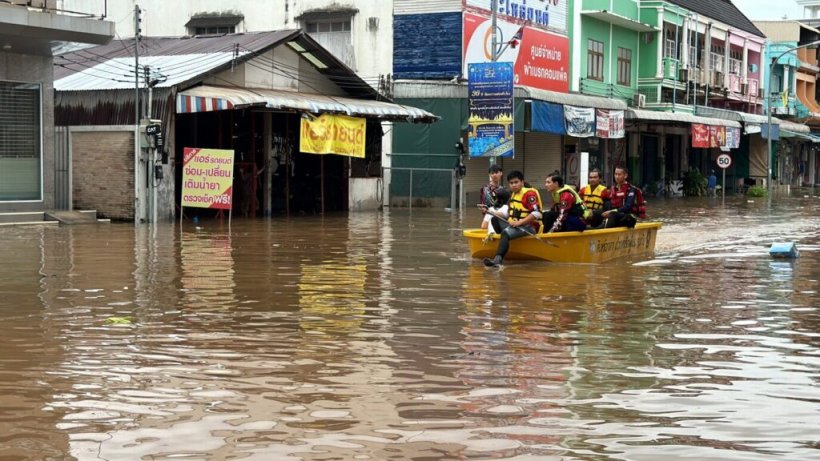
[
  {"x1": 747, "y1": 186, "x2": 768, "y2": 197},
  {"x1": 683, "y1": 168, "x2": 707, "y2": 196}
]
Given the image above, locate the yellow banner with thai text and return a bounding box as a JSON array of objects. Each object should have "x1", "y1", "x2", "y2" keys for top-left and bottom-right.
[
  {"x1": 300, "y1": 114, "x2": 366, "y2": 158},
  {"x1": 181, "y1": 148, "x2": 235, "y2": 210}
]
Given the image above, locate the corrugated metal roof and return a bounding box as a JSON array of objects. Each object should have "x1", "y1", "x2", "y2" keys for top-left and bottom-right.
[
  {"x1": 55, "y1": 53, "x2": 242, "y2": 90},
  {"x1": 627, "y1": 108, "x2": 742, "y2": 127},
  {"x1": 54, "y1": 29, "x2": 382, "y2": 99},
  {"x1": 523, "y1": 87, "x2": 628, "y2": 110},
  {"x1": 177, "y1": 85, "x2": 439, "y2": 122},
  {"x1": 777, "y1": 118, "x2": 811, "y2": 133},
  {"x1": 694, "y1": 106, "x2": 776, "y2": 125},
  {"x1": 54, "y1": 30, "x2": 299, "y2": 81}
]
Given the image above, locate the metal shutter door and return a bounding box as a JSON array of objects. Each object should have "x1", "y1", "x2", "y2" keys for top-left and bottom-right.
[{"x1": 523, "y1": 132, "x2": 562, "y2": 202}]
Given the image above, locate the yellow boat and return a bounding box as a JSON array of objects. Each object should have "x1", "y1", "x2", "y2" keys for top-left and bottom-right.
[{"x1": 463, "y1": 222, "x2": 662, "y2": 264}]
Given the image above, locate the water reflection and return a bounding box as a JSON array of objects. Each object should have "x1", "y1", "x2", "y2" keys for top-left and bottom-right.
[{"x1": 0, "y1": 197, "x2": 817, "y2": 460}]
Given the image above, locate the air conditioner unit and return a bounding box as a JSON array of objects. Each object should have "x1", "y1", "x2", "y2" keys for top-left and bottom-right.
[
  {"x1": 741, "y1": 83, "x2": 748, "y2": 95},
  {"x1": 678, "y1": 68, "x2": 689, "y2": 82},
  {"x1": 632, "y1": 93, "x2": 646, "y2": 108},
  {"x1": 713, "y1": 71, "x2": 724, "y2": 88}
]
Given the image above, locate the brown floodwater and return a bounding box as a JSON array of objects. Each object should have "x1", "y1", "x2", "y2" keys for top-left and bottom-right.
[{"x1": 1, "y1": 195, "x2": 818, "y2": 461}]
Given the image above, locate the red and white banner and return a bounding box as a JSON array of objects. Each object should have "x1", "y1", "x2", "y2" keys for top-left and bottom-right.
[
  {"x1": 595, "y1": 109, "x2": 625, "y2": 139},
  {"x1": 463, "y1": 12, "x2": 569, "y2": 93},
  {"x1": 692, "y1": 124, "x2": 710, "y2": 148}
]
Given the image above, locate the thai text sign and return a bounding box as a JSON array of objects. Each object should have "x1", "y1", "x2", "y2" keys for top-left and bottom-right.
[
  {"x1": 463, "y1": 12, "x2": 569, "y2": 93},
  {"x1": 464, "y1": 0, "x2": 568, "y2": 34},
  {"x1": 181, "y1": 148, "x2": 235, "y2": 210},
  {"x1": 692, "y1": 124, "x2": 739, "y2": 149},
  {"x1": 300, "y1": 114, "x2": 366, "y2": 158},
  {"x1": 595, "y1": 109, "x2": 625, "y2": 139},
  {"x1": 468, "y1": 62, "x2": 515, "y2": 158}
]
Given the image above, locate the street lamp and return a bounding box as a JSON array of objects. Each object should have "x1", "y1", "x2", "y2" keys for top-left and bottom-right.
[{"x1": 766, "y1": 39, "x2": 820, "y2": 197}]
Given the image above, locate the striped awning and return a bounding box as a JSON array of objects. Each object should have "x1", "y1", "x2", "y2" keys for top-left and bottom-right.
[{"x1": 176, "y1": 85, "x2": 438, "y2": 122}]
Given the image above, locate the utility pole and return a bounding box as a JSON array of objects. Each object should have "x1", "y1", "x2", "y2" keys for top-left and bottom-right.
[
  {"x1": 134, "y1": 4, "x2": 143, "y2": 224},
  {"x1": 489, "y1": 0, "x2": 498, "y2": 167}
]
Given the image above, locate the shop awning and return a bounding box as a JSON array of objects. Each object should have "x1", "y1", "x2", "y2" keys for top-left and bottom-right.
[
  {"x1": 777, "y1": 118, "x2": 811, "y2": 133},
  {"x1": 626, "y1": 108, "x2": 741, "y2": 128},
  {"x1": 176, "y1": 85, "x2": 439, "y2": 122},
  {"x1": 522, "y1": 87, "x2": 627, "y2": 110},
  {"x1": 781, "y1": 130, "x2": 820, "y2": 141}
]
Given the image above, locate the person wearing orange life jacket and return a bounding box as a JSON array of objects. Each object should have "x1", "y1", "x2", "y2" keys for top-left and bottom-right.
[
  {"x1": 542, "y1": 174, "x2": 587, "y2": 233},
  {"x1": 579, "y1": 168, "x2": 609, "y2": 228},
  {"x1": 602, "y1": 166, "x2": 643, "y2": 228},
  {"x1": 484, "y1": 170, "x2": 543, "y2": 267}
]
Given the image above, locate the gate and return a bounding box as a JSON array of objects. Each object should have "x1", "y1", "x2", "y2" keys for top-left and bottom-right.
[{"x1": 381, "y1": 167, "x2": 457, "y2": 209}]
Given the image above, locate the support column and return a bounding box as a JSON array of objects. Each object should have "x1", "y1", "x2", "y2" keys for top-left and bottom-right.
[
  {"x1": 263, "y1": 112, "x2": 272, "y2": 216},
  {"x1": 657, "y1": 7, "x2": 664, "y2": 78}
]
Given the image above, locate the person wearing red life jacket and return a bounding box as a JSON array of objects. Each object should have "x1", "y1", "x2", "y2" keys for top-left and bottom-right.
[
  {"x1": 483, "y1": 170, "x2": 543, "y2": 267},
  {"x1": 602, "y1": 166, "x2": 639, "y2": 228},
  {"x1": 542, "y1": 173, "x2": 587, "y2": 233}
]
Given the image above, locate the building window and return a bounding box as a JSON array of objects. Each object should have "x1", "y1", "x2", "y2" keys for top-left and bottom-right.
[
  {"x1": 587, "y1": 39, "x2": 604, "y2": 81},
  {"x1": 617, "y1": 47, "x2": 632, "y2": 86},
  {"x1": 305, "y1": 20, "x2": 351, "y2": 33},
  {"x1": 193, "y1": 25, "x2": 235, "y2": 35},
  {"x1": 304, "y1": 18, "x2": 355, "y2": 70},
  {"x1": 0, "y1": 81, "x2": 41, "y2": 201},
  {"x1": 185, "y1": 14, "x2": 243, "y2": 36}
]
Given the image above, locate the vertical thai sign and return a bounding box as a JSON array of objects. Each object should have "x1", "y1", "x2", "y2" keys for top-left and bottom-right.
[
  {"x1": 468, "y1": 62, "x2": 515, "y2": 158},
  {"x1": 181, "y1": 148, "x2": 235, "y2": 209}
]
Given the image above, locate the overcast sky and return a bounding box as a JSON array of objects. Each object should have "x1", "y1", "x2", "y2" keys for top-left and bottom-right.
[{"x1": 734, "y1": 0, "x2": 804, "y2": 21}]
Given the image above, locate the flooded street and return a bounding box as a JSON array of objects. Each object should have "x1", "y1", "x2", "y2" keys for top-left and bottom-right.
[{"x1": 1, "y1": 196, "x2": 818, "y2": 461}]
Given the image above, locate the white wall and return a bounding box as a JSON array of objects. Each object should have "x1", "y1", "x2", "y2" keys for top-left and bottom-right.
[{"x1": 62, "y1": 0, "x2": 393, "y2": 82}]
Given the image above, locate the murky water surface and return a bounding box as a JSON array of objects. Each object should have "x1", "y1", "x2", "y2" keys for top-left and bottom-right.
[{"x1": 1, "y1": 196, "x2": 818, "y2": 461}]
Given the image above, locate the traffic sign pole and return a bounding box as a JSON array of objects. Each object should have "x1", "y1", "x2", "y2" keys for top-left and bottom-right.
[{"x1": 716, "y1": 153, "x2": 732, "y2": 201}]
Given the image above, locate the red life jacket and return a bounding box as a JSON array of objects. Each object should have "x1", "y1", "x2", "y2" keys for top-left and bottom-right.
[
  {"x1": 632, "y1": 186, "x2": 647, "y2": 219},
  {"x1": 611, "y1": 183, "x2": 647, "y2": 219}
]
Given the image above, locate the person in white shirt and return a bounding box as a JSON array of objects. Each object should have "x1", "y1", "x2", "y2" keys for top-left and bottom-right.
[{"x1": 479, "y1": 187, "x2": 510, "y2": 235}]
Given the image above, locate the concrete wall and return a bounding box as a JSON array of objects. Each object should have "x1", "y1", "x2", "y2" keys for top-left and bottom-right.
[
  {"x1": 0, "y1": 51, "x2": 53, "y2": 212},
  {"x1": 71, "y1": 129, "x2": 135, "y2": 220}
]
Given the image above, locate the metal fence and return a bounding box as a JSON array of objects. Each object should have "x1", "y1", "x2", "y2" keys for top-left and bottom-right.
[{"x1": 381, "y1": 167, "x2": 458, "y2": 209}]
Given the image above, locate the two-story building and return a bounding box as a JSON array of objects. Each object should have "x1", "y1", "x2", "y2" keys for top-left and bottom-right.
[{"x1": 0, "y1": 0, "x2": 113, "y2": 223}]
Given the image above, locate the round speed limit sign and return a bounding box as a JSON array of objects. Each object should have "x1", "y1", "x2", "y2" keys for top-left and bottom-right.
[{"x1": 716, "y1": 153, "x2": 732, "y2": 169}]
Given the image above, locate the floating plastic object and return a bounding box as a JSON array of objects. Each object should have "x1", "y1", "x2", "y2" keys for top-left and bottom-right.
[{"x1": 769, "y1": 242, "x2": 799, "y2": 259}]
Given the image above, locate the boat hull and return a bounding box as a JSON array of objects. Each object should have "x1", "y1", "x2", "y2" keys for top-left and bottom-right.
[{"x1": 464, "y1": 222, "x2": 662, "y2": 263}]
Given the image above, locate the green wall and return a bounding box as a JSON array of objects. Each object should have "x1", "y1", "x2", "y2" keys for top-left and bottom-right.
[{"x1": 578, "y1": 16, "x2": 639, "y2": 101}]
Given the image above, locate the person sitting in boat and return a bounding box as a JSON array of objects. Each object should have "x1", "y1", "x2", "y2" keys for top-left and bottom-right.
[
  {"x1": 479, "y1": 187, "x2": 510, "y2": 235},
  {"x1": 483, "y1": 170, "x2": 543, "y2": 267},
  {"x1": 542, "y1": 173, "x2": 587, "y2": 233},
  {"x1": 480, "y1": 164, "x2": 503, "y2": 207},
  {"x1": 602, "y1": 166, "x2": 640, "y2": 228},
  {"x1": 579, "y1": 169, "x2": 609, "y2": 228}
]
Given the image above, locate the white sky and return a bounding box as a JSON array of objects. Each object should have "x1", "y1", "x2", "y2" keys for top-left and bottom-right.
[{"x1": 733, "y1": 0, "x2": 804, "y2": 21}]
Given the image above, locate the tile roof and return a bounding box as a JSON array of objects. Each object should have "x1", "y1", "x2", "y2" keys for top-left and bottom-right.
[{"x1": 666, "y1": 0, "x2": 765, "y2": 37}]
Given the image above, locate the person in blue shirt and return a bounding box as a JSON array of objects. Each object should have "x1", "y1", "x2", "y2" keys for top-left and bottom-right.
[{"x1": 707, "y1": 170, "x2": 717, "y2": 196}]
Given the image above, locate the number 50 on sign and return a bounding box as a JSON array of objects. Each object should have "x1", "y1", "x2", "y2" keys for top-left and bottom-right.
[{"x1": 716, "y1": 153, "x2": 732, "y2": 169}]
